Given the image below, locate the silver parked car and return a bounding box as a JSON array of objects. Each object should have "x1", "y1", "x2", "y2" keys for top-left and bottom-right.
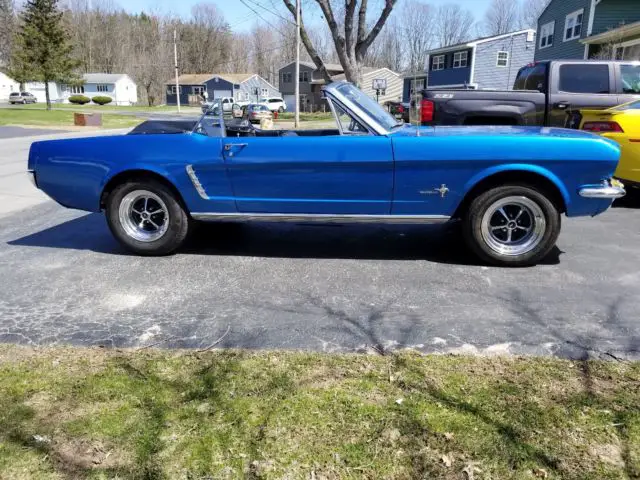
[{"x1": 9, "y1": 92, "x2": 37, "y2": 104}]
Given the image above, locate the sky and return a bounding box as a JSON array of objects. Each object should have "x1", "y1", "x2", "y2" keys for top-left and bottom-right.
[{"x1": 119, "y1": 0, "x2": 494, "y2": 31}]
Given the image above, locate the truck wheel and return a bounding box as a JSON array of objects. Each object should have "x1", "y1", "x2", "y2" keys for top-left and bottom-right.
[
  {"x1": 463, "y1": 185, "x2": 561, "y2": 267},
  {"x1": 105, "y1": 179, "x2": 191, "y2": 256}
]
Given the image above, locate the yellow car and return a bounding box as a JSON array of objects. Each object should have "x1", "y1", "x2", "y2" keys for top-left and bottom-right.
[{"x1": 577, "y1": 100, "x2": 640, "y2": 188}]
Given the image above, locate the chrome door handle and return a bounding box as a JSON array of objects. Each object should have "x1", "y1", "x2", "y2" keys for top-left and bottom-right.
[{"x1": 224, "y1": 143, "x2": 248, "y2": 151}]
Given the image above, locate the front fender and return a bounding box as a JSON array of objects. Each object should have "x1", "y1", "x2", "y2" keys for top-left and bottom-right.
[{"x1": 464, "y1": 163, "x2": 572, "y2": 211}]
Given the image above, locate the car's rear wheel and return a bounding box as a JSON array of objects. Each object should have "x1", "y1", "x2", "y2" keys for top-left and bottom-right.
[
  {"x1": 105, "y1": 179, "x2": 191, "y2": 255},
  {"x1": 463, "y1": 185, "x2": 561, "y2": 267}
]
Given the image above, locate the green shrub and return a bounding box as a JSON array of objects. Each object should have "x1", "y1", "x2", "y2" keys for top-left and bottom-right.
[
  {"x1": 68, "y1": 95, "x2": 91, "y2": 105},
  {"x1": 91, "y1": 95, "x2": 113, "y2": 105}
]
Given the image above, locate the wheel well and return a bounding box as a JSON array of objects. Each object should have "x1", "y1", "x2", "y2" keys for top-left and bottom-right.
[
  {"x1": 453, "y1": 171, "x2": 567, "y2": 219},
  {"x1": 463, "y1": 116, "x2": 518, "y2": 126},
  {"x1": 100, "y1": 170, "x2": 186, "y2": 210}
]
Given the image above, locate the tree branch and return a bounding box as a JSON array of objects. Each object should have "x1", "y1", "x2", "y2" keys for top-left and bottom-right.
[
  {"x1": 345, "y1": 0, "x2": 357, "y2": 57},
  {"x1": 282, "y1": 0, "x2": 332, "y2": 81},
  {"x1": 355, "y1": 0, "x2": 397, "y2": 60},
  {"x1": 356, "y1": 0, "x2": 368, "y2": 45}
]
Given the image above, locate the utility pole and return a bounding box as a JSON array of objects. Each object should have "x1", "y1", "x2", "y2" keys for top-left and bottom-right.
[
  {"x1": 294, "y1": 0, "x2": 300, "y2": 128},
  {"x1": 174, "y1": 29, "x2": 181, "y2": 113}
]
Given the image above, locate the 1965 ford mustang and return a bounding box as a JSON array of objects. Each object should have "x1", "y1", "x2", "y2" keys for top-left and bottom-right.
[{"x1": 28, "y1": 81, "x2": 625, "y2": 267}]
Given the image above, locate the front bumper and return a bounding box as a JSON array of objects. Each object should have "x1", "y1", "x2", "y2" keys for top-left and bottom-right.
[{"x1": 579, "y1": 179, "x2": 626, "y2": 199}]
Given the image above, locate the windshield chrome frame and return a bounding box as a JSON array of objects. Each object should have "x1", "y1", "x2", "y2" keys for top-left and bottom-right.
[
  {"x1": 193, "y1": 103, "x2": 226, "y2": 137},
  {"x1": 323, "y1": 81, "x2": 392, "y2": 136},
  {"x1": 325, "y1": 96, "x2": 375, "y2": 136}
]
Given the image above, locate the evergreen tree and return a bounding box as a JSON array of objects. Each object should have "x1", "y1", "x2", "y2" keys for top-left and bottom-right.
[{"x1": 10, "y1": 0, "x2": 78, "y2": 109}]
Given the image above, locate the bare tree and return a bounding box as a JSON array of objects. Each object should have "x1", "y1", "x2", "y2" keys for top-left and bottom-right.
[
  {"x1": 484, "y1": 0, "x2": 519, "y2": 36},
  {"x1": 433, "y1": 4, "x2": 475, "y2": 48},
  {"x1": 281, "y1": 0, "x2": 399, "y2": 85},
  {"x1": 401, "y1": 0, "x2": 435, "y2": 72},
  {"x1": 519, "y1": 0, "x2": 550, "y2": 30},
  {"x1": 0, "y1": 0, "x2": 15, "y2": 66}
]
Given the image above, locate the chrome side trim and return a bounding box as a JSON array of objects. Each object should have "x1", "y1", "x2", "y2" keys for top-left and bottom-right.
[
  {"x1": 191, "y1": 212, "x2": 451, "y2": 224},
  {"x1": 185, "y1": 165, "x2": 208, "y2": 200}
]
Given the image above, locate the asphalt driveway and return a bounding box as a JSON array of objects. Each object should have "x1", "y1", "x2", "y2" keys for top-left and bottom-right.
[{"x1": 1, "y1": 133, "x2": 639, "y2": 359}]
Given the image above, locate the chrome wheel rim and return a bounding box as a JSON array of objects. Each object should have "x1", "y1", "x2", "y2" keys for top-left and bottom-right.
[
  {"x1": 118, "y1": 190, "x2": 169, "y2": 242},
  {"x1": 480, "y1": 196, "x2": 546, "y2": 256}
]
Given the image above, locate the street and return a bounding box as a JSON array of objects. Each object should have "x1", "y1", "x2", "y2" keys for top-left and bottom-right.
[{"x1": 1, "y1": 131, "x2": 639, "y2": 359}]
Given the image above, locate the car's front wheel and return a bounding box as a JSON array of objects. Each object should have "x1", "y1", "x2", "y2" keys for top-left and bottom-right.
[
  {"x1": 463, "y1": 185, "x2": 561, "y2": 267},
  {"x1": 278, "y1": 106, "x2": 284, "y2": 113},
  {"x1": 105, "y1": 179, "x2": 191, "y2": 255}
]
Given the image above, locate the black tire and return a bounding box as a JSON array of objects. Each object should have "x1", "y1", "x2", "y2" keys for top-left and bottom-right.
[
  {"x1": 105, "y1": 179, "x2": 191, "y2": 256},
  {"x1": 278, "y1": 106, "x2": 284, "y2": 113},
  {"x1": 462, "y1": 185, "x2": 561, "y2": 267}
]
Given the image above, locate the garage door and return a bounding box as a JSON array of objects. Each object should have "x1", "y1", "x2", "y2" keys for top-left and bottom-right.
[
  {"x1": 212, "y1": 89, "x2": 233, "y2": 99},
  {"x1": 283, "y1": 94, "x2": 296, "y2": 107}
]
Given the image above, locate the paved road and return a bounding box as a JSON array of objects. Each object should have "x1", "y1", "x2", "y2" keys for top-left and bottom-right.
[
  {"x1": 0, "y1": 126, "x2": 72, "y2": 139},
  {"x1": 0, "y1": 133, "x2": 639, "y2": 359}
]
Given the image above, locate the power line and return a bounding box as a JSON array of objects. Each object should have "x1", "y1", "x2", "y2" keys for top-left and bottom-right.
[
  {"x1": 238, "y1": 0, "x2": 291, "y2": 37},
  {"x1": 241, "y1": 0, "x2": 296, "y2": 26}
]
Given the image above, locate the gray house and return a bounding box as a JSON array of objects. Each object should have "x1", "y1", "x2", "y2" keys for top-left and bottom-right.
[
  {"x1": 535, "y1": 0, "x2": 640, "y2": 61},
  {"x1": 278, "y1": 61, "x2": 344, "y2": 111},
  {"x1": 424, "y1": 29, "x2": 537, "y2": 91},
  {"x1": 166, "y1": 73, "x2": 280, "y2": 106}
]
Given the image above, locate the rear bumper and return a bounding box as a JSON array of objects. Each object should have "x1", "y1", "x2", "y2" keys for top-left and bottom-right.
[{"x1": 579, "y1": 179, "x2": 626, "y2": 199}]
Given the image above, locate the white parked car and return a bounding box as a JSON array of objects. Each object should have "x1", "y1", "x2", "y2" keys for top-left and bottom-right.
[{"x1": 262, "y1": 97, "x2": 287, "y2": 113}]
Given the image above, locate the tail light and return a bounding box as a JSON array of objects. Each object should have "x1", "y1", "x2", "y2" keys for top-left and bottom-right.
[
  {"x1": 397, "y1": 105, "x2": 404, "y2": 113},
  {"x1": 421, "y1": 99, "x2": 434, "y2": 123},
  {"x1": 582, "y1": 121, "x2": 624, "y2": 133}
]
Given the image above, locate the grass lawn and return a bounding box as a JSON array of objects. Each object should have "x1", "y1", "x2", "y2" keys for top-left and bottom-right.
[
  {"x1": 0, "y1": 346, "x2": 638, "y2": 479},
  {"x1": 0, "y1": 109, "x2": 142, "y2": 129},
  {"x1": 277, "y1": 111, "x2": 334, "y2": 121},
  {"x1": 16, "y1": 103, "x2": 200, "y2": 113}
]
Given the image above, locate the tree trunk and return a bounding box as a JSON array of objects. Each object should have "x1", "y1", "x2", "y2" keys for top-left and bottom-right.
[
  {"x1": 146, "y1": 84, "x2": 153, "y2": 106},
  {"x1": 44, "y1": 80, "x2": 51, "y2": 111}
]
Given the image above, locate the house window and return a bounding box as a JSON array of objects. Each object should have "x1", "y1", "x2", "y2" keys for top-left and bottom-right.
[
  {"x1": 410, "y1": 78, "x2": 425, "y2": 93},
  {"x1": 564, "y1": 9, "x2": 583, "y2": 42},
  {"x1": 432, "y1": 55, "x2": 445, "y2": 71},
  {"x1": 168, "y1": 85, "x2": 182, "y2": 94},
  {"x1": 497, "y1": 51, "x2": 509, "y2": 67},
  {"x1": 66, "y1": 85, "x2": 85, "y2": 94},
  {"x1": 281, "y1": 72, "x2": 292, "y2": 83},
  {"x1": 299, "y1": 71, "x2": 309, "y2": 82},
  {"x1": 261, "y1": 88, "x2": 268, "y2": 96},
  {"x1": 96, "y1": 84, "x2": 109, "y2": 92},
  {"x1": 192, "y1": 86, "x2": 204, "y2": 95},
  {"x1": 237, "y1": 91, "x2": 248, "y2": 101},
  {"x1": 453, "y1": 51, "x2": 468, "y2": 68},
  {"x1": 539, "y1": 21, "x2": 554, "y2": 49}
]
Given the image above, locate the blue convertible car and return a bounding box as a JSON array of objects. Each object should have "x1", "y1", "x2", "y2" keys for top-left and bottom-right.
[{"x1": 28, "y1": 82, "x2": 624, "y2": 266}]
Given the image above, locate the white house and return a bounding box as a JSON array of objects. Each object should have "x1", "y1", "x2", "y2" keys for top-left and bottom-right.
[
  {"x1": 0, "y1": 72, "x2": 19, "y2": 101},
  {"x1": 61, "y1": 73, "x2": 138, "y2": 105},
  {"x1": 332, "y1": 67, "x2": 403, "y2": 103},
  {"x1": 23, "y1": 81, "x2": 63, "y2": 103}
]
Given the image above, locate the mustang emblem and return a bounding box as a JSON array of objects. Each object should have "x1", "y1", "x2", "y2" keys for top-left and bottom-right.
[{"x1": 420, "y1": 184, "x2": 449, "y2": 198}]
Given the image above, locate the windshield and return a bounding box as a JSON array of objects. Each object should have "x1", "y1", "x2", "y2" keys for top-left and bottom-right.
[{"x1": 330, "y1": 82, "x2": 399, "y2": 132}]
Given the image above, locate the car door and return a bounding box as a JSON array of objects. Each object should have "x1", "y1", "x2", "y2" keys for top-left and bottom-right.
[
  {"x1": 548, "y1": 62, "x2": 618, "y2": 127},
  {"x1": 220, "y1": 135, "x2": 394, "y2": 215}
]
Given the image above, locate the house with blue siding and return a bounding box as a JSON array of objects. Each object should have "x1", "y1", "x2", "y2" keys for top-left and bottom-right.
[
  {"x1": 535, "y1": 0, "x2": 640, "y2": 61},
  {"x1": 166, "y1": 73, "x2": 280, "y2": 106},
  {"x1": 424, "y1": 30, "x2": 537, "y2": 91}
]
